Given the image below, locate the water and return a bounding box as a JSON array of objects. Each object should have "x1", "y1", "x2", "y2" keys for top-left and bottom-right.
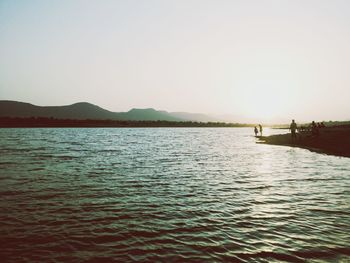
[{"x1": 0, "y1": 128, "x2": 349, "y2": 262}]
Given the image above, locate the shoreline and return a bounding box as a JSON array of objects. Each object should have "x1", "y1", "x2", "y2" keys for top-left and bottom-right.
[
  {"x1": 257, "y1": 127, "x2": 350, "y2": 158},
  {"x1": 0, "y1": 117, "x2": 253, "y2": 128}
]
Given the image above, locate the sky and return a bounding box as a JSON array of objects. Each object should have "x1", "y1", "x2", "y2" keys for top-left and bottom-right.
[{"x1": 1, "y1": 0, "x2": 350, "y2": 123}]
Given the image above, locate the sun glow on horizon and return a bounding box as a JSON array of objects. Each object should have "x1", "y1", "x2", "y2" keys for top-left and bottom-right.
[{"x1": 228, "y1": 51, "x2": 306, "y2": 122}]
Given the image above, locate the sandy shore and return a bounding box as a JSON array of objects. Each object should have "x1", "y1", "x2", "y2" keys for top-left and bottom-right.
[{"x1": 257, "y1": 127, "x2": 350, "y2": 158}]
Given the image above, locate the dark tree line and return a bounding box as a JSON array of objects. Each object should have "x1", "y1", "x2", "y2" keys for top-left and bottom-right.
[{"x1": 0, "y1": 117, "x2": 254, "y2": 128}]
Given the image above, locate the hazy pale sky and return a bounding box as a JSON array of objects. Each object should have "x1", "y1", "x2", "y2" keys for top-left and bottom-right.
[{"x1": 1, "y1": 0, "x2": 350, "y2": 122}]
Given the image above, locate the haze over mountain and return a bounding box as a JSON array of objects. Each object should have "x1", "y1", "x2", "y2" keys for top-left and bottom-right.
[{"x1": 0, "y1": 100, "x2": 220, "y2": 122}]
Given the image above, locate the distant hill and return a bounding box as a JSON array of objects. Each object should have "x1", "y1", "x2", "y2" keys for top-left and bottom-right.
[
  {"x1": 0, "y1": 101, "x2": 118, "y2": 120},
  {"x1": 116, "y1": 108, "x2": 181, "y2": 121},
  {"x1": 170, "y1": 112, "x2": 218, "y2": 122},
  {"x1": 0, "y1": 100, "x2": 215, "y2": 122}
]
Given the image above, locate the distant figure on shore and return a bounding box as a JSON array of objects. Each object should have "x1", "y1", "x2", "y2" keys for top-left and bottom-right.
[
  {"x1": 290, "y1": 119, "x2": 297, "y2": 140},
  {"x1": 311, "y1": 121, "x2": 319, "y2": 137},
  {"x1": 317, "y1": 122, "x2": 326, "y2": 128},
  {"x1": 259, "y1": 124, "x2": 263, "y2": 136},
  {"x1": 254, "y1": 126, "x2": 258, "y2": 136}
]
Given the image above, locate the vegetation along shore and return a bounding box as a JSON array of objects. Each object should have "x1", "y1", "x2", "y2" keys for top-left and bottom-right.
[{"x1": 0, "y1": 117, "x2": 253, "y2": 128}]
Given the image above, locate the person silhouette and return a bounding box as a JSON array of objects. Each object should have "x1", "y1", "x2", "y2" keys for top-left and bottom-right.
[
  {"x1": 254, "y1": 126, "x2": 258, "y2": 136},
  {"x1": 311, "y1": 121, "x2": 319, "y2": 137},
  {"x1": 259, "y1": 124, "x2": 263, "y2": 136},
  {"x1": 290, "y1": 119, "x2": 297, "y2": 140}
]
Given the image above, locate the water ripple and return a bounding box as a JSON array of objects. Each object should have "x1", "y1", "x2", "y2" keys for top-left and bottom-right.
[{"x1": 0, "y1": 127, "x2": 349, "y2": 262}]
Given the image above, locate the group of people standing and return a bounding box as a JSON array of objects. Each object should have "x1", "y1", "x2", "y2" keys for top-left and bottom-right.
[
  {"x1": 290, "y1": 120, "x2": 325, "y2": 140},
  {"x1": 253, "y1": 120, "x2": 325, "y2": 140}
]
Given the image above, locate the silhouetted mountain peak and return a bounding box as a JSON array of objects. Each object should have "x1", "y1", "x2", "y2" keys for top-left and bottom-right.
[
  {"x1": 71, "y1": 102, "x2": 94, "y2": 107},
  {"x1": 69, "y1": 102, "x2": 109, "y2": 111}
]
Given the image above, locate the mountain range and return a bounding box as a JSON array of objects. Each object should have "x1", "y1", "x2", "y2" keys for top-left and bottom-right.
[{"x1": 0, "y1": 100, "x2": 221, "y2": 122}]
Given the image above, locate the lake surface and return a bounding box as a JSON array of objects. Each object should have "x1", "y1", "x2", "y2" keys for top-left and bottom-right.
[{"x1": 0, "y1": 128, "x2": 349, "y2": 262}]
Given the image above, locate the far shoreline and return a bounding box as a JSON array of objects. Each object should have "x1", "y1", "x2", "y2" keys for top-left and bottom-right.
[{"x1": 0, "y1": 117, "x2": 254, "y2": 128}]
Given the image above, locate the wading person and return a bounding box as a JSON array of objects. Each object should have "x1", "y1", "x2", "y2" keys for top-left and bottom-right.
[
  {"x1": 290, "y1": 119, "x2": 297, "y2": 141},
  {"x1": 254, "y1": 126, "x2": 258, "y2": 136}
]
